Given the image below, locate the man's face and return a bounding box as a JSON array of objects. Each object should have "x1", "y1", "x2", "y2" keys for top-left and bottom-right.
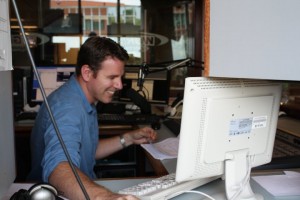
[{"x1": 86, "y1": 57, "x2": 124, "y2": 104}]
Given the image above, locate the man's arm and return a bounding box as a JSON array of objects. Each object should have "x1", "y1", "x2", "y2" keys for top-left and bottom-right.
[
  {"x1": 49, "y1": 162, "x2": 138, "y2": 200},
  {"x1": 95, "y1": 127, "x2": 157, "y2": 159}
]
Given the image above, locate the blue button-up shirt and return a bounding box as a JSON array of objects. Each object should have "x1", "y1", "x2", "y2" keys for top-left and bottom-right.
[{"x1": 28, "y1": 75, "x2": 99, "y2": 182}]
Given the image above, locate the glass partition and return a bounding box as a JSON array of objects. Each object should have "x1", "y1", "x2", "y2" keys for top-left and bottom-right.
[{"x1": 11, "y1": 0, "x2": 197, "y2": 104}]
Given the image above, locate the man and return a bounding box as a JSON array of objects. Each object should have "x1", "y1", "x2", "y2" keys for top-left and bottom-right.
[{"x1": 28, "y1": 36, "x2": 157, "y2": 200}]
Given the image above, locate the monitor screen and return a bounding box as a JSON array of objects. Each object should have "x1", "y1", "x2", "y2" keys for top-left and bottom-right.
[
  {"x1": 31, "y1": 66, "x2": 75, "y2": 102},
  {"x1": 175, "y1": 77, "x2": 282, "y2": 199}
]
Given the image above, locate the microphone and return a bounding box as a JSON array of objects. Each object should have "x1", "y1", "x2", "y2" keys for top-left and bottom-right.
[{"x1": 126, "y1": 88, "x2": 151, "y2": 114}]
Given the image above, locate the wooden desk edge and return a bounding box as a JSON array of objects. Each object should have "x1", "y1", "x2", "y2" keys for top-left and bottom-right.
[{"x1": 144, "y1": 151, "x2": 169, "y2": 176}]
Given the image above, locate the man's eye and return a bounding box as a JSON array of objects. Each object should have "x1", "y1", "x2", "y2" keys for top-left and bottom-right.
[{"x1": 109, "y1": 76, "x2": 119, "y2": 80}]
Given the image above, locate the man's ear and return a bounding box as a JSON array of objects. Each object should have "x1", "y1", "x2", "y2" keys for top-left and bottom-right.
[{"x1": 81, "y1": 65, "x2": 93, "y2": 81}]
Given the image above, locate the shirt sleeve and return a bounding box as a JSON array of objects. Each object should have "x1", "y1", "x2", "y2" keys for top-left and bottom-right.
[{"x1": 42, "y1": 101, "x2": 84, "y2": 182}]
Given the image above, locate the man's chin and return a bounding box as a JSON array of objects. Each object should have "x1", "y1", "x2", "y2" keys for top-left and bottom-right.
[{"x1": 101, "y1": 97, "x2": 113, "y2": 104}]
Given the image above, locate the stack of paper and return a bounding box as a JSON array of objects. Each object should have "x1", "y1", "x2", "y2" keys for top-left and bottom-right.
[
  {"x1": 252, "y1": 171, "x2": 300, "y2": 197},
  {"x1": 141, "y1": 137, "x2": 179, "y2": 160}
]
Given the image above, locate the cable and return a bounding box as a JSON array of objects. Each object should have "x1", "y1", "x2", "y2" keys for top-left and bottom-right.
[
  {"x1": 11, "y1": 1, "x2": 90, "y2": 199},
  {"x1": 168, "y1": 190, "x2": 216, "y2": 200},
  {"x1": 229, "y1": 155, "x2": 254, "y2": 200},
  {"x1": 183, "y1": 191, "x2": 216, "y2": 200},
  {"x1": 137, "y1": 88, "x2": 147, "y2": 99},
  {"x1": 142, "y1": 86, "x2": 150, "y2": 100}
]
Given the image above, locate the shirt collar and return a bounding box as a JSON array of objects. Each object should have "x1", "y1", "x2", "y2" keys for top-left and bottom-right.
[{"x1": 69, "y1": 75, "x2": 96, "y2": 114}]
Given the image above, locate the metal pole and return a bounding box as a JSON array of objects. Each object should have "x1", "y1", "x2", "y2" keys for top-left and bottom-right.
[{"x1": 10, "y1": 1, "x2": 90, "y2": 199}]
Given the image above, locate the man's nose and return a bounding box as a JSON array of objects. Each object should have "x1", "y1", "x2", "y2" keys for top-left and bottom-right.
[{"x1": 115, "y1": 78, "x2": 123, "y2": 90}]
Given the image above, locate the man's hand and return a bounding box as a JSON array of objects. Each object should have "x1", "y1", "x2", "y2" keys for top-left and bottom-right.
[
  {"x1": 95, "y1": 126, "x2": 157, "y2": 159},
  {"x1": 123, "y1": 126, "x2": 157, "y2": 146}
]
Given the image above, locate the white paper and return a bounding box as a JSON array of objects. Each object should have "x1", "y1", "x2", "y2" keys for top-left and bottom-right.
[
  {"x1": 141, "y1": 137, "x2": 179, "y2": 160},
  {"x1": 252, "y1": 171, "x2": 300, "y2": 197}
]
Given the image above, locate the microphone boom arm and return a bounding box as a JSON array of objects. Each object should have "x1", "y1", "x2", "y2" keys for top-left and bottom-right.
[{"x1": 135, "y1": 58, "x2": 192, "y2": 93}]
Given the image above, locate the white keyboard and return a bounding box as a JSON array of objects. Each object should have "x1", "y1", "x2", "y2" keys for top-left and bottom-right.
[{"x1": 118, "y1": 173, "x2": 219, "y2": 200}]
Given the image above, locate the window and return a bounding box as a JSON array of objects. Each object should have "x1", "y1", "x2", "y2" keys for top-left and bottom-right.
[{"x1": 11, "y1": 0, "x2": 200, "y2": 101}]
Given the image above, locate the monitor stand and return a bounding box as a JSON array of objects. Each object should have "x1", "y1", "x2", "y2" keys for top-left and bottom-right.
[{"x1": 205, "y1": 149, "x2": 264, "y2": 200}]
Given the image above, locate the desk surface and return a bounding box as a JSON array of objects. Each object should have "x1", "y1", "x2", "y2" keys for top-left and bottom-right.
[
  {"x1": 4, "y1": 171, "x2": 300, "y2": 200},
  {"x1": 96, "y1": 174, "x2": 300, "y2": 200}
]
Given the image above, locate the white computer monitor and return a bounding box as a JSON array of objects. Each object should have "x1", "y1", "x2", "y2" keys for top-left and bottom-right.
[{"x1": 175, "y1": 77, "x2": 282, "y2": 200}]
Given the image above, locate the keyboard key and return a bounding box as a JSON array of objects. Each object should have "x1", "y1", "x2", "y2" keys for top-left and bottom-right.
[{"x1": 118, "y1": 173, "x2": 219, "y2": 200}]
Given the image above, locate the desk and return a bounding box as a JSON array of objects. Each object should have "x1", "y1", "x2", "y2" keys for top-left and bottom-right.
[
  {"x1": 95, "y1": 172, "x2": 300, "y2": 200},
  {"x1": 9, "y1": 118, "x2": 300, "y2": 200},
  {"x1": 10, "y1": 115, "x2": 300, "y2": 199},
  {"x1": 4, "y1": 170, "x2": 300, "y2": 200}
]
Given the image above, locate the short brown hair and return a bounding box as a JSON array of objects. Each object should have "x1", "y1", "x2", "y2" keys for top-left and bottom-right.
[{"x1": 76, "y1": 36, "x2": 129, "y2": 76}]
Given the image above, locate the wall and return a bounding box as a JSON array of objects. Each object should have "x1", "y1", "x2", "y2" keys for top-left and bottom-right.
[
  {"x1": 0, "y1": 71, "x2": 15, "y2": 198},
  {"x1": 205, "y1": 0, "x2": 300, "y2": 81},
  {"x1": 0, "y1": 0, "x2": 16, "y2": 197}
]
